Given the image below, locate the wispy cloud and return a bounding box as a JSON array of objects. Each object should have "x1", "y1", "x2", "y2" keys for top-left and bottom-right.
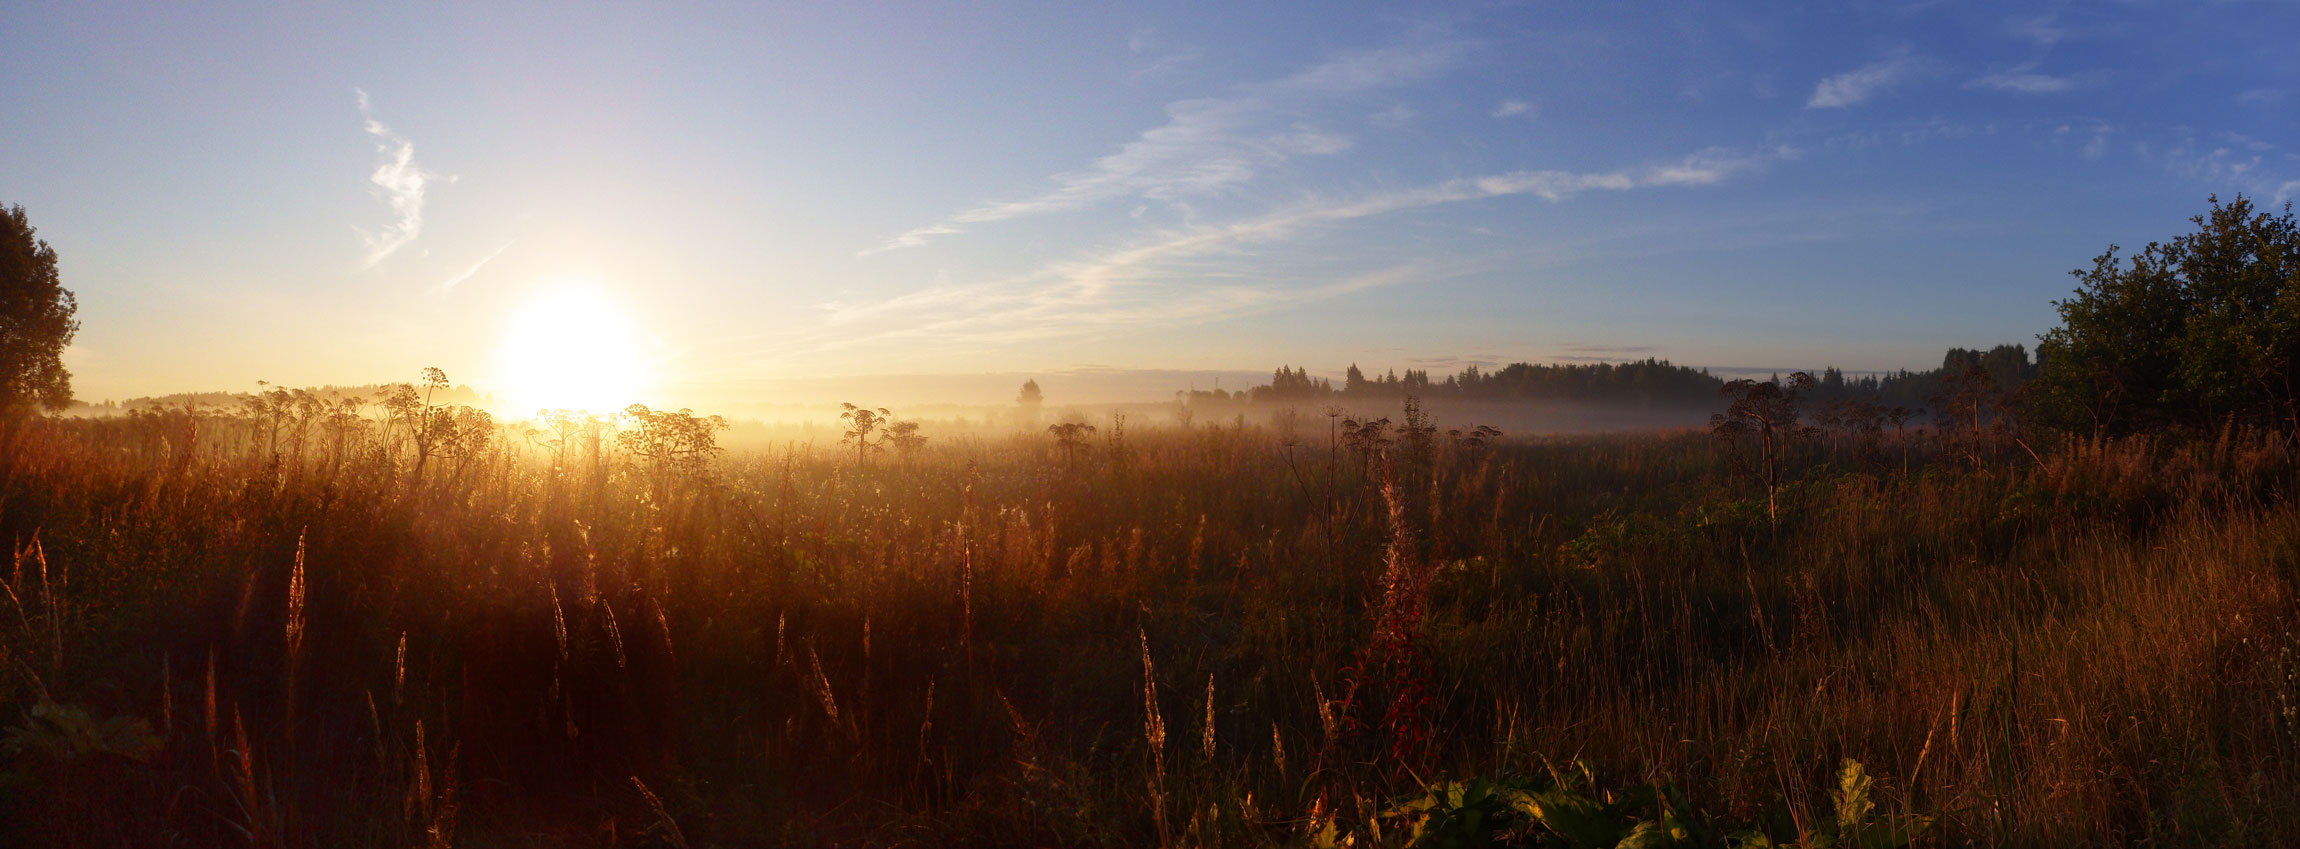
[
  {"x1": 1006, "y1": 146, "x2": 1787, "y2": 287},
  {"x1": 1490, "y1": 99, "x2": 1532, "y2": 118},
  {"x1": 1127, "y1": 28, "x2": 1203, "y2": 79},
  {"x1": 2152, "y1": 133, "x2": 2300, "y2": 203},
  {"x1": 1967, "y1": 67, "x2": 2089, "y2": 94},
  {"x1": 687, "y1": 265, "x2": 1440, "y2": 385},
  {"x1": 694, "y1": 145, "x2": 1789, "y2": 381},
  {"x1": 2237, "y1": 88, "x2": 2283, "y2": 107},
  {"x1": 1806, "y1": 51, "x2": 1930, "y2": 109},
  {"x1": 863, "y1": 39, "x2": 1463, "y2": 255},
  {"x1": 1549, "y1": 348, "x2": 1664, "y2": 363},
  {"x1": 2005, "y1": 14, "x2": 2064, "y2": 49},
  {"x1": 1969, "y1": 72, "x2": 2070, "y2": 94},
  {"x1": 431, "y1": 240, "x2": 514, "y2": 297},
  {"x1": 1370, "y1": 103, "x2": 1418, "y2": 127},
  {"x1": 2053, "y1": 122, "x2": 2115, "y2": 161},
  {"x1": 352, "y1": 89, "x2": 451, "y2": 269},
  {"x1": 868, "y1": 224, "x2": 963, "y2": 254},
  {"x1": 1555, "y1": 343, "x2": 1657, "y2": 356},
  {"x1": 1404, "y1": 353, "x2": 1523, "y2": 369}
]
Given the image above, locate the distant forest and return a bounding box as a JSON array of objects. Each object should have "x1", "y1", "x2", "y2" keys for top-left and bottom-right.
[
  {"x1": 1199, "y1": 345, "x2": 2039, "y2": 413},
  {"x1": 71, "y1": 350, "x2": 2042, "y2": 421},
  {"x1": 76, "y1": 382, "x2": 495, "y2": 415}
]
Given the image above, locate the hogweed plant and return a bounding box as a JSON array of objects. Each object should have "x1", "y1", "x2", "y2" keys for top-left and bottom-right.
[
  {"x1": 617, "y1": 405, "x2": 726, "y2": 477},
  {"x1": 838, "y1": 403, "x2": 893, "y2": 464},
  {"x1": 1709, "y1": 372, "x2": 1815, "y2": 525}
]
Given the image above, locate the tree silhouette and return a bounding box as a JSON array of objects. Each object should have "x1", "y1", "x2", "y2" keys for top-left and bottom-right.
[
  {"x1": 1396, "y1": 396, "x2": 1437, "y2": 472},
  {"x1": 1341, "y1": 415, "x2": 1393, "y2": 482},
  {"x1": 1016, "y1": 379, "x2": 1043, "y2": 428},
  {"x1": 1048, "y1": 421, "x2": 1096, "y2": 466},
  {"x1": 535, "y1": 408, "x2": 607, "y2": 474},
  {"x1": 1445, "y1": 424, "x2": 1502, "y2": 453},
  {"x1": 619, "y1": 404, "x2": 726, "y2": 475},
  {"x1": 378, "y1": 368, "x2": 492, "y2": 482},
  {"x1": 1710, "y1": 372, "x2": 1815, "y2": 525},
  {"x1": 885, "y1": 419, "x2": 927, "y2": 460},
  {"x1": 0, "y1": 205, "x2": 80, "y2": 413},
  {"x1": 839, "y1": 403, "x2": 892, "y2": 465}
]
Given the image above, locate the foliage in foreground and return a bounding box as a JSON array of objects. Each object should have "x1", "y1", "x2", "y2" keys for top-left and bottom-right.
[{"x1": 1380, "y1": 759, "x2": 1925, "y2": 849}]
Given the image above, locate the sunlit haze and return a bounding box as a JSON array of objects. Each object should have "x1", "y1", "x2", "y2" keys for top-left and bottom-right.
[{"x1": 2, "y1": 1, "x2": 2295, "y2": 408}]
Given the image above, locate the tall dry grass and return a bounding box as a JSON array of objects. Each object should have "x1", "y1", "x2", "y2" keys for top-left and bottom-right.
[{"x1": 0, "y1": 403, "x2": 2293, "y2": 846}]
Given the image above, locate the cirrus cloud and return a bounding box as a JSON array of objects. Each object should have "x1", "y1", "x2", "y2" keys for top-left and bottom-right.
[
  {"x1": 352, "y1": 89, "x2": 452, "y2": 270},
  {"x1": 863, "y1": 39, "x2": 1463, "y2": 256},
  {"x1": 1807, "y1": 51, "x2": 1934, "y2": 109}
]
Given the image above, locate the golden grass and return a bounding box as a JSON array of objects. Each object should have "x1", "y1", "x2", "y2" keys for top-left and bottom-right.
[{"x1": 0, "y1": 409, "x2": 2294, "y2": 846}]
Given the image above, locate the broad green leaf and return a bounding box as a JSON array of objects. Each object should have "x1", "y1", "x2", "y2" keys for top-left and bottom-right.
[
  {"x1": 1615, "y1": 820, "x2": 1681, "y2": 849},
  {"x1": 1834, "y1": 759, "x2": 1874, "y2": 831},
  {"x1": 1520, "y1": 787, "x2": 1625, "y2": 849}
]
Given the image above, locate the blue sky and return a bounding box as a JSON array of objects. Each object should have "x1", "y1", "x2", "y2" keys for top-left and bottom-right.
[{"x1": 2, "y1": 0, "x2": 2295, "y2": 406}]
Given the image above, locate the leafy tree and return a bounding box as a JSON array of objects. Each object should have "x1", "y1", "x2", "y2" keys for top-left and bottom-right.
[
  {"x1": 0, "y1": 205, "x2": 81, "y2": 413},
  {"x1": 1977, "y1": 343, "x2": 2035, "y2": 389},
  {"x1": 2035, "y1": 195, "x2": 2300, "y2": 434}
]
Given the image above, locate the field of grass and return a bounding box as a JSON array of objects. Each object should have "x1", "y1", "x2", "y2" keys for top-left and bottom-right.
[{"x1": 3, "y1": 400, "x2": 2297, "y2": 847}]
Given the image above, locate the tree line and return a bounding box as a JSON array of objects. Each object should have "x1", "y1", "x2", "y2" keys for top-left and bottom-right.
[{"x1": 1216, "y1": 348, "x2": 2039, "y2": 419}]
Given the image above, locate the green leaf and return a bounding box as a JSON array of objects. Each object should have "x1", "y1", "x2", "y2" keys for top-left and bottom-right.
[
  {"x1": 1833, "y1": 759, "x2": 1874, "y2": 832},
  {"x1": 1519, "y1": 786, "x2": 1626, "y2": 849},
  {"x1": 1615, "y1": 820, "x2": 1682, "y2": 849}
]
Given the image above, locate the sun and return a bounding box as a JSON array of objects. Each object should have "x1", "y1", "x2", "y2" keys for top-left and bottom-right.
[{"x1": 495, "y1": 286, "x2": 646, "y2": 415}]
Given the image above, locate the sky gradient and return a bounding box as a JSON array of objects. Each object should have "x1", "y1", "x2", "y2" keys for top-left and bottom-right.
[{"x1": 3, "y1": 1, "x2": 2296, "y2": 408}]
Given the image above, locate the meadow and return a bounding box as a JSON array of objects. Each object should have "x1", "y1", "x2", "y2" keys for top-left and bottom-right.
[{"x1": 2, "y1": 391, "x2": 2297, "y2": 847}]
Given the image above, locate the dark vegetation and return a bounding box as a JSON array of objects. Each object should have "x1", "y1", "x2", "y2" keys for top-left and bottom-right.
[
  {"x1": 2032, "y1": 195, "x2": 2300, "y2": 435},
  {"x1": 1, "y1": 197, "x2": 2297, "y2": 847},
  {"x1": 0, "y1": 204, "x2": 79, "y2": 414},
  {"x1": 1216, "y1": 348, "x2": 2036, "y2": 422}
]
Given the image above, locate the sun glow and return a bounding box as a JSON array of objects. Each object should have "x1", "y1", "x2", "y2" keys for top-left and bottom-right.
[{"x1": 495, "y1": 286, "x2": 646, "y2": 415}]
